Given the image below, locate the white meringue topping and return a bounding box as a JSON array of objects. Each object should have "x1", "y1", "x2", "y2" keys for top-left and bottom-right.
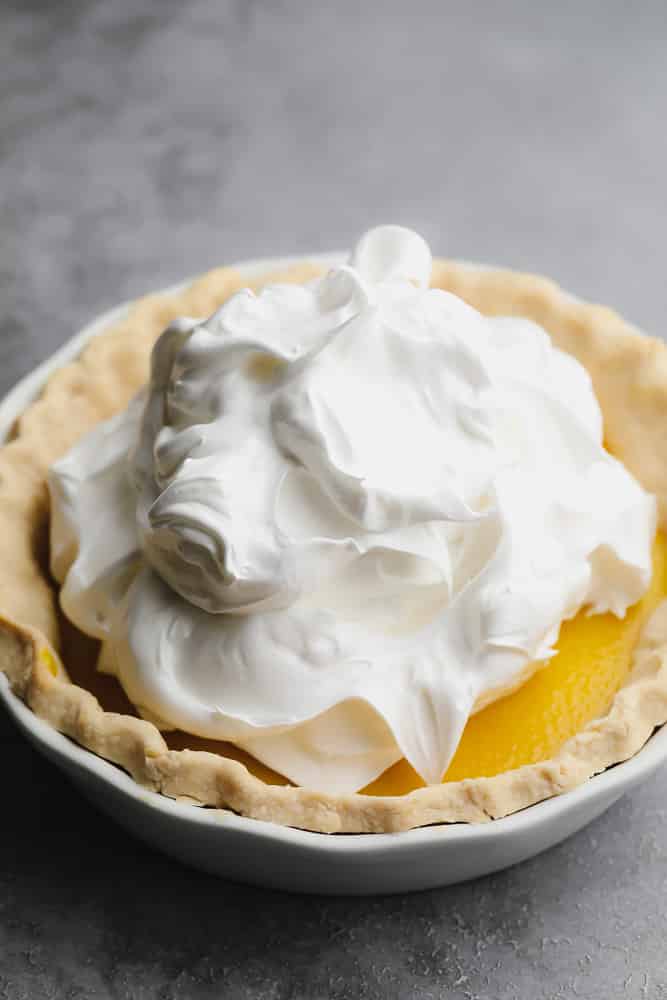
[{"x1": 49, "y1": 226, "x2": 657, "y2": 793}]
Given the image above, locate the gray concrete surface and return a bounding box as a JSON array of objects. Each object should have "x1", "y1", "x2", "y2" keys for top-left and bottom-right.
[{"x1": 2, "y1": 1, "x2": 667, "y2": 997}]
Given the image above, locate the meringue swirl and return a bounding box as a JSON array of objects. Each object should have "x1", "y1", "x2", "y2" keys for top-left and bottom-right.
[{"x1": 49, "y1": 226, "x2": 657, "y2": 793}]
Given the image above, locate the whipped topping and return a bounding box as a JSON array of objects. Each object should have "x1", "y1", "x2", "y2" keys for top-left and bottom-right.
[{"x1": 49, "y1": 226, "x2": 657, "y2": 793}]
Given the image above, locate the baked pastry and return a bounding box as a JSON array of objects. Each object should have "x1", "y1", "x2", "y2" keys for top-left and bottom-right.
[{"x1": 2, "y1": 226, "x2": 667, "y2": 833}]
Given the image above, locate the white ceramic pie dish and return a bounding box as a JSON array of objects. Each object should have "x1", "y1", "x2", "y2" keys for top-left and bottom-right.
[{"x1": 2, "y1": 252, "x2": 667, "y2": 896}]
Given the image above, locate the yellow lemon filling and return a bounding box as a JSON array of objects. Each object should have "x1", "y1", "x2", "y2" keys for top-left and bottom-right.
[
  {"x1": 40, "y1": 647, "x2": 60, "y2": 678},
  {"x1": 366, "y1": 531, "x2": 667, "y2": 795}
]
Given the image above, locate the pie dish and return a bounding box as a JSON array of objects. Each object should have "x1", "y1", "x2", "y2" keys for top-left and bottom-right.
[{"x1": 2, "y1": 231, "x2": 667, "y2": 838}]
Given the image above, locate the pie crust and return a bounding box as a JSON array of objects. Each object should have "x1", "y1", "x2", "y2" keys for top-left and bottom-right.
[{"x1": 2, "y1": 259, "x2": 667, "y2": 834}]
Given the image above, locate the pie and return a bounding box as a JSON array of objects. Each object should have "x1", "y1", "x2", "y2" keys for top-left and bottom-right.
[{"x1": 2, "y1": 233, "x2": 667, "y2": 834}]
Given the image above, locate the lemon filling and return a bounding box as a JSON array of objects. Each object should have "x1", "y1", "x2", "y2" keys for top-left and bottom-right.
[{"x1": 366, "y1": 531, "x2": 667, "y2": 794}]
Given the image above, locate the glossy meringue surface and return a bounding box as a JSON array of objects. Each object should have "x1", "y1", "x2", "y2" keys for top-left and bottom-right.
[{"x1": 49, "y1": 227, "x2": 657, "y2": 793}]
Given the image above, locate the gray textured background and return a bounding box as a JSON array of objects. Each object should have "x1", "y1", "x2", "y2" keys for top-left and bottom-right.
[{"x1": 2, "y1": 2, "x2": 667, "y2": 997}]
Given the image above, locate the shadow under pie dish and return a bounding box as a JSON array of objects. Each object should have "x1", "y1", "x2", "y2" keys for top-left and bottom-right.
[{"x1": 2, "y1": 226, "x2": 667, "y2": 837}]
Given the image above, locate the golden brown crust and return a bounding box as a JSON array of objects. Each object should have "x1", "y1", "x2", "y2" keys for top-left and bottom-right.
[{"x1": 2, "y1": 258, "x2": 667, "y2": 833}]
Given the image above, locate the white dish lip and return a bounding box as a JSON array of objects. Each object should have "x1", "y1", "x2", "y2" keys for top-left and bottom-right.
[{"x1": 1, "y1": 250, "x2": 666, "y2": 855}]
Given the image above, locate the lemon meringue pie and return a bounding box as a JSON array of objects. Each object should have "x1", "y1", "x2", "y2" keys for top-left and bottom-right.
[{"x1": 2, "y1": 225, "x2": 667, "y2": 833}]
